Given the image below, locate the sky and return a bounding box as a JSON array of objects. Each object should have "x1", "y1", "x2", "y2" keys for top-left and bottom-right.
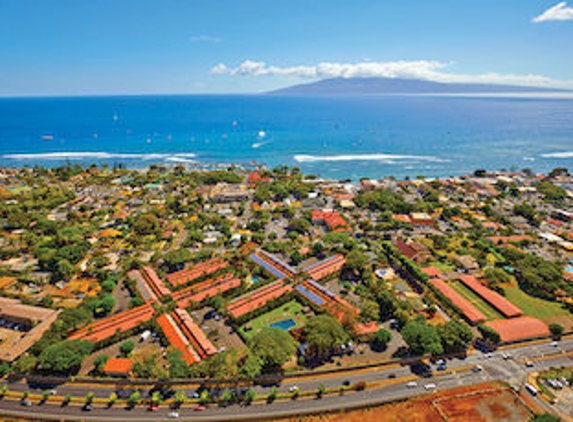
[{"x1": 1, "y1": 0, "x2": 573, "y2": 96}]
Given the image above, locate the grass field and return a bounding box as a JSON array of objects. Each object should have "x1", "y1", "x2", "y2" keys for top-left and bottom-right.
[
  {"x1": 238, "y1": 300, "x2": 307, "y2": 339},
  {"x1": 450, "y1": 280, "x2": 503, "y2": 320},
  {"x1": 427, "y1": 261, "x2": 455, "y2": 273},
  {"x1": 503, "y1": 287, "x2": 573, "y2": 328}
]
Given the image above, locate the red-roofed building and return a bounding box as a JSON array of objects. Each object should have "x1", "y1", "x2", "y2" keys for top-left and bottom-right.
[
  {"x1": 166, "y1": 258, "x2": 228, "y2": 288},
  {"x1": 303, "y1": 254, "x2": 346, "y2": 281},
  {"x1": 354, "y1": 321, "x2": 380, "y2": 336},
  {"x1": 156, "y1": 314, "x2": 199, "y2": 365},
  {"x1": 422, "y1": 266, "x2": 442, "y2": 278},
  {"x1": 103, "y1": 358, "x2": 133, "y2": 377},
  {"x1": 429, "y1": 278, "x2": 486, "y2": 325},
  {"x1": 485, "y1": 317, "x2": 550, "y2": 343},
  {"x1": 69, "y1": 302, "x2": 155, "y2": 343},
  {"x1": 247, "y1": 171, "x2": 270, "y2": 186},
  {"x1": 459, "y1": 275, "x2": 522, "y2": 318},
  {"x1": 311, "y1": 210, "x2": 351, "y2": 233},
  {"x1": 227, "y1": 281, "x2": 293, "y2": 319},
  {"x1": 394, "y1": 239, "x2": 433, "y2": 264}
]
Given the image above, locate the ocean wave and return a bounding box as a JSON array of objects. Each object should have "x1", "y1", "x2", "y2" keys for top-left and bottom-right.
[
  {"x1": 540, "y1": 151, "x2": 573, "y2": 159},
  {"x1": 293, "y1": 153, "x2": 447, "y2": 163},
  {"x1": 2, "y1": 152, "x2": 197, "y2": 161},
  {"x1": 252, "y1": 141, "x2": 271, "y2": 149}
]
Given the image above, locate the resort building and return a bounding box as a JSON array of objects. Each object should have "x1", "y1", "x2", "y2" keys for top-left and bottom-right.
[{"x1": 0, "y1": 297, "x2": 60, "y2": 362}]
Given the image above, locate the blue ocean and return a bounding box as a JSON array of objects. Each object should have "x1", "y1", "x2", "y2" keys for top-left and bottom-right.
[{"x1": 0, "y1": 95, "x2": 572, "y2": 180}]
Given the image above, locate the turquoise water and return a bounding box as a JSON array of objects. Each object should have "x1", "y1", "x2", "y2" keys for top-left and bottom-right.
[
  {"x1": 270, "y1": 318, "x2": 296, "y2": 331},
  {"x1": 0, "y1": 95, "x2": 572, "y2": 179}
]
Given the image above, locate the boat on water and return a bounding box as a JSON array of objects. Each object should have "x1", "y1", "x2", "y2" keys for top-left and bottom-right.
[{"x1": 41, "y1": 134, "x2": 54, "y2": 141}]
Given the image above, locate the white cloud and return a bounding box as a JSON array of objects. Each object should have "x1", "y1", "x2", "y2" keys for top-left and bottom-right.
[
  {"x1": 533, "y1": 2, "x2": 573, "y2": 22},
  {"x1": 190, "y1": 35, "x2": 221, "y2": 43},
  {"x1": 210, "y1": 60, "x2": 573, "y2": 89}
]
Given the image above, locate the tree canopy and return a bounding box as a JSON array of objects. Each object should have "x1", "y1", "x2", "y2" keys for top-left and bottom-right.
[
  {"x1": 401, "y1": 319, "x2": 443, "y2": 356},
  {"x1": 304, "y1": 315, "x2": 350, "y2": 363},
  {"x1": 247, "y1": 328, "x2": 297, "y2": 371},
  {"x1": 37, "y1": 340, "x2": 94, "y2": 375}
]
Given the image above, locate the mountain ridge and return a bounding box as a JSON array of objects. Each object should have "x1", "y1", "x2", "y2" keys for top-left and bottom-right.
[{"x1": 269, "y1": 77, "x2": 571, "y2": 95}]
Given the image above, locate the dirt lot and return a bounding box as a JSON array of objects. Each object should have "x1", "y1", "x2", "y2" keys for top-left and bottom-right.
[{"x1": 283, "y1": 383, "x2": 533, "y2": 422}]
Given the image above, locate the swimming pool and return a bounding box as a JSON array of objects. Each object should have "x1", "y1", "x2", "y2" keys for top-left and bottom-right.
[
  {"x1": 566, "y1": 266, "x2": 573, "y2": 274},
  {"x1": 270, "y1": 318, "x2": 296, "y2": 331}
]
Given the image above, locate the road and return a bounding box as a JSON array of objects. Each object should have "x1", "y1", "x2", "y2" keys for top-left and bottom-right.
[{"x1": 1, "y1": 338, "x2": 572, "y2": 421}]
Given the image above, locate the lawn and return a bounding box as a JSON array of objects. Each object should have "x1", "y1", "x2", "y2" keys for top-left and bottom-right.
[
  {"x1": 427, "y1": 261, "x2": 455, "y2": 273},
  {"x1": 450, "y1": 280, "x2": 503, "y2": 321},
  {"x1": 238, "y1": 300, "x2": 307, "y2": 339},
  {"x1": 504, "y1": 287, "x2": 573, "y2": 328}
]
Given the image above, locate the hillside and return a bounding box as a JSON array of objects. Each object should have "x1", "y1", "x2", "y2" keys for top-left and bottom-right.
[{"x1": 269, "y1": 77, "x2": 569, "y2": 95}]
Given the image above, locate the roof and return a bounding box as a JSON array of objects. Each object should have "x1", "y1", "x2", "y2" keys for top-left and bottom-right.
[
  {"x1": 103, "y1": 358, "x2": 133, "y2": 374},
  {"x1": 302, "y1": 254, "x2": 346, "y2": 281},
  {"x1": 459, "y1": 275, "x2": 522, "y2": 318},
  {"x1": 485, "y1": 317, "x2": 550, "y2": 342},
  {"x1": 166, "y1": 258, "x2": 228, "y2": 288},
  {"x1": 429, "y1": 278, "x2": 486, "y2": 324},
  {"x1": 227, "y1": 281, "x2": 293, "y2": 319},
  {"x1": 354, "y1": 321, "x2": 380, "y2": 336},
  {"x1": 394, "y1": 239, "x2": 417, "y2": 260},
  {"x1": 311, "y1": 210, "x2": 351, "y2": 232},
  {"x1": 422, "y1": 266, "x2": 442, "y2": 278},
  {"x1": 69, "y1": 302, "x2": 155, "y2": 343}
]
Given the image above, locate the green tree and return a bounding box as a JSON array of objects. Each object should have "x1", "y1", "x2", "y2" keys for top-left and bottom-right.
[
  {"x1": 247, "y1": 328, "x2": 297, "y2": 371},
  {"x1": 437, "y1": 321, "x2": 473, "y2": 353},
  {"x1": 151, "y1": 391, "x2": 163, "y2": 405},
  {"x1": 163, "y1": 249, "x2": 193, "y2": 272},
  {"x1": 119, "y1": 340, "x2": 135, "y2": 357},
  {"x1": 372, "y1": 328, "x2": 392, "y2": 351},
  {"x1": 317, "y1": 384, "x2": 326, "y2": 399},
  {"x1": 240, "y1": 353, "x2": 263, "y2": 379},
  {"x1": 174, "y1": 390, "x2": 186, "y2": 406},
  {"x1": 55, "y1": 259, "x2": 75, "y2": 281},
  {"x1": 549, "y1": 323, "x2": 564, "y2": 338},
  {"x1": 401, "y1": 319, "x2": 444, "y2": 356},
  {"x1": 267, "y1": 387, "x2": 278, "y2": 403},
  {"x1": 304, "y1": 315, "x2": 350, "y2": 363},
  {"x1": 85, "y1": 392, "x2": 95, "y2": 405},
  {"x1": 244, "y1": 389, "x2": 256, "y2": 405},
  {"x1": 132, "y1": 213, "x2": 160, "y2": 236},
  {"x1": 63, "y1": 394, "x2": 72, "y2": 406},
  {"x1": 220, "y1": 389, "x2": 233, "y2": 406},
  {"x1": 128, "y1": 391, "x2": 141, "y2": 408},
  {"x1": 38, "y1": 340, "x2": 94, "y2": 375},
  {"x1": 107, "y1": 392, "x2": 118, "y2": 407},
  {"x1": 478, "y1": 324, "x2": 501, "y2": 344},
  {"x1": 199, "y1": 390, "x2": 210, "y2": 405},
  {"x1": 531, "y1": 413, "x2": 561, "y2": 422}
]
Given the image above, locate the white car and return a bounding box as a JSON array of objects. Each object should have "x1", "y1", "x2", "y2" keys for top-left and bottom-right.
[
  {"x1": 406, "y1": 381, "x2": 418, "y2": 388},
  {"x1": 168, "y1": 411, "x2": 180, "y2": 418},
  {"x1": 472, "y1": 365, "x2": 483, "y2": 372},
  {"x1": 288, "y1": 385, "x2": 299, "y2": 392},
  {"x1": 550, "y1": 341, "x2": 558, "y2": 347},
  {"x1": 424, "y1": 383, "x2": 436, "y2": 390}
]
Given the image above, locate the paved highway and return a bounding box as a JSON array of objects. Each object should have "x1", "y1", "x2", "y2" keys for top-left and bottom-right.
[{"x1": 1, "y1": 338, "x2": 572, "y2": 421}]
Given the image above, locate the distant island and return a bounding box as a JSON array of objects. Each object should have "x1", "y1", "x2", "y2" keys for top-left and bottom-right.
[{"x1": 270, "y1": 77, "x2": 572, "y2": 95}]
